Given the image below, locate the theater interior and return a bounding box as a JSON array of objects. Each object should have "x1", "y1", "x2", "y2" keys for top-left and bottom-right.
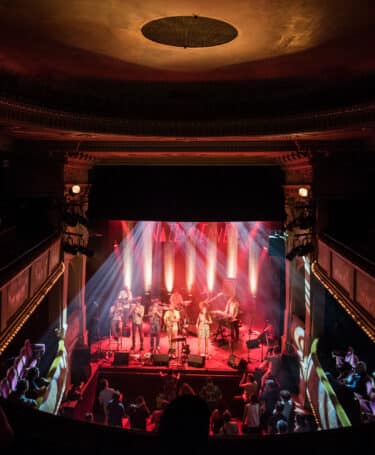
[{"x1": 0, "y1": 1, "x2": 374, "y2": 452}]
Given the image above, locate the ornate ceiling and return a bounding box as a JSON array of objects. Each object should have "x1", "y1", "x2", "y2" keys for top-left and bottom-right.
[{"x1": 0, "y1": 1, "x2": 374, "y2": 164}]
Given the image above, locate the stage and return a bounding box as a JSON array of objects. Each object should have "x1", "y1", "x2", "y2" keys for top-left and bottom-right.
[{"x1": 89, "y1": 319, "x2": 271, "y2": 374}]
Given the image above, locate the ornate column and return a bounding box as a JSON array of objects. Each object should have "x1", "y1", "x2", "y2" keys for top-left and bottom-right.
[
  {"x1": 280, "y1": 149, "x2": 314, "y2": 354},
  {"x1": 63, "y1": 151, "x2": 95, "y2": 347}
]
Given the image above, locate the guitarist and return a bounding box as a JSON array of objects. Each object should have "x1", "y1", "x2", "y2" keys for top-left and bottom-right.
[{"x1": 224, "y1": 295, "x2": 240, "y2": 342}]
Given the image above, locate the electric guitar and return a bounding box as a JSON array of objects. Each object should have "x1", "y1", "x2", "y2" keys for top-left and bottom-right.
[{"x1": 199, "y1": 292, "x2": 224, "y2": 308}]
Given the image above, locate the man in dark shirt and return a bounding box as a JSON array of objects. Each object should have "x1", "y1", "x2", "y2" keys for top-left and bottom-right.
[{"x1": 128, "y1": 395, "x2": 150, "y2": 430}]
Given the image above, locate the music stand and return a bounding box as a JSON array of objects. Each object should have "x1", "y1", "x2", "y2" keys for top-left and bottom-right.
[{"x1": 170, "y1": 337, "x2": 186, "y2": 368}]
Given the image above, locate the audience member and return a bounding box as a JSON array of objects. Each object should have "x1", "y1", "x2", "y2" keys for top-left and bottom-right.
[
  {"x1": 210, "y1": 408, "x2": 224, "y2": 435},
  {"x1": 219, "y1": 409, "x2": 239, "y2": 435},
  {"x1": 199, "y1": 377, "x2": 222, "y2": 412},
  {"x1": 127, "y1": 395, "x2": 150, "y2": 430},
  {"x1": 8, "y1": 379, "x2": 37, "y2": 408},
  {"x1": 242, "y1": 394, "x2": 261, "y2": 434},
  {"x1": 107, "y1": 390, "x2": 125, "y2": 427},
  {"x1": 158, "y1": 395, "x2": 210, "y2": 454},
  {"x1": 97, "y1": 378, "x2": 115, "y2": 425}
]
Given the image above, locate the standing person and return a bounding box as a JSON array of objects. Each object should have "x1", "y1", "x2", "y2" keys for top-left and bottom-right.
[
  {"x1": 224, "y1": 295, "x2": 240, "y2": 342},
  {"x1": 148, "y1": 299, "x2": 163, "y2": 353},
  {"x1": 196, "y1": 303, "x2": 212, "y2": 357},
  {"x1": 109, "y1": 300, "x2": 123, "y2": 341},
  {"x1": 130, "y1": 299, "x2": 145, "y2": 351},
  {"x1": 163, "y1": 301, "x2": 180, "y2": 355},
  {"x1": 98, "y1": 378, "x2": 115, "y2": 425},
  {"x1": 169, "y1": 289, "x2": 184, "y2": 309},
  {"x1": 118, "y1": 286, "x2": 133, "y2": 336},
  {"x1": 107, "y1": 390, "x2": 125, "y2": 427},
  {"x1": 118, "y1": 285, "x2": 133, "y2": 302}
]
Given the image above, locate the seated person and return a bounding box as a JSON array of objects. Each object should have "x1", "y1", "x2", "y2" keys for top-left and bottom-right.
[
  {"x1": 25, "y1": 367, "x2": 47, "y2": 399},
  {"x1": 8, "y1": 379, "x2": 38, "y2": 408}
]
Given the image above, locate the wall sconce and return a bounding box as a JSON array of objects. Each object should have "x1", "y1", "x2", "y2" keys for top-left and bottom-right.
[
  {"x1": 298, "y1": 187, "x2": 309, "y2": 198},
  {"x1": 70, "y1": 184, "x2": 81, "y2": 195}
]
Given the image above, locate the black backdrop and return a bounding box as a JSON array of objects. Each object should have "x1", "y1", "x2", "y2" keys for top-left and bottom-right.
[{"x1": 88, "y1": 165, "x2": 284, "y2": 221}]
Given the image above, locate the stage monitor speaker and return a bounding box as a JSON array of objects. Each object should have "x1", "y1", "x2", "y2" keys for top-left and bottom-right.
[
  {"x1": 187, "y1": 354, "x2": 205, "y2": 368},
  {"x1": 152, "y1": 354, "x2": 170, "y2": 367},
  {"x1": 71, "y1": 346, "x2": 91, "y2": 385},
  {"x1": 113, "y1": 352, "x2": 129, "y2": 365},
  {"x1": 227, "y1": 354, "x2": 247, "y2": 371}
]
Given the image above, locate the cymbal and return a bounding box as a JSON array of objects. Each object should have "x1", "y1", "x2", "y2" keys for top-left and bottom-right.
[{"x1": 182, "y1": 300, "x2": 192, "y2": 306}]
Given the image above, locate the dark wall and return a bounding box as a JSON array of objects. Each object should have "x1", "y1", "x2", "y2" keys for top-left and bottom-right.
[{"x1": 88, "y1": 166, "x2": 284, "y2": 221}]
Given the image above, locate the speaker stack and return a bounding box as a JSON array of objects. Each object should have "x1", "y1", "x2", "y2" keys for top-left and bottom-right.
[
  {"x1": 113, "y1": 352, "x2": 129, "y2": 365},
  {"x1": 187, "y1": 354, "x2": 205, "y2": 368},
  {"x1": 71, "y1": 346, "x2": 91, "y2": 385},
  {"x1": 152, "y1": 354, "x2": 170, "y2": 367}
]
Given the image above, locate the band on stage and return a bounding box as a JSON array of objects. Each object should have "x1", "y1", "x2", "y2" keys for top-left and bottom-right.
[{"x1": 108, "y1": 287, "x2": 244, "y2": 360}]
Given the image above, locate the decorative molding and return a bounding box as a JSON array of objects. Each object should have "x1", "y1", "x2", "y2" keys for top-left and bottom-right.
[
  {"x1": 0, "y1": 263, "x2": 65, "y2": 355},
  {"x1": 312, "y1": 261, "x2": 375, "y2": 342},
  {"x1": 0, "y1": 97, "x2": 374, "y2": 138}
]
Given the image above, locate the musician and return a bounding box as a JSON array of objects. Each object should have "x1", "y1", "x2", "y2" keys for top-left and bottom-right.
[
  {"x1": 196, "y1": 303, "x2": 212, "y2": 357},
  {"x1": 118, "y1": 286, "x2": 133, "y2": 332},
  {"x1": 130, "y1": 300, "x2": 145, "y2": 351},
  {"x1": 224, "y1": 295, "x2": 240, "y2": 341},
  {"x1": 163, "y1": 301, "x2": 180, "y2": 354},
  {"x1": 109, "y1": 300, "x2": 123, "y2": 341},
  {"x1": 118, "y1": 285, "x2": 133, "y2": 302},
  {"x1": 148, "y1": 300, "x2": 163, "y2": 353},
  {"x1": 169, "y1": 289, "x2": 184, "y2": 309}
]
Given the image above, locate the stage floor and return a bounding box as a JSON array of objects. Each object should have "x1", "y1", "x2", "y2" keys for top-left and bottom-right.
[{"x1": 90, "y1": 321, "x2": 269, "y2": 374}]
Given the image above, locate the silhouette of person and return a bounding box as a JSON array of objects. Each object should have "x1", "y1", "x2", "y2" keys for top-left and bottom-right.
[{"x1": 158, "y1": 395, "x2": 210, "y2": 455}]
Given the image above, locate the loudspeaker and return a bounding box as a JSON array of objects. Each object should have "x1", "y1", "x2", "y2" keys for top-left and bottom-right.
[
  {"x1": 113, "y1": 352, "x2": 129, "y2": 365},
  {"x1": 152, "y1": 354, "x2": 170, "y2": 367},
  {"x1": 187, "y1": 354, "x2": 205, "y2": 368},
  {"x1": 227, "y1": 354, "x2": 247, "y2": 371},
  {"x1": 71, "y1": 347, "x2": 91, "y2": 385}
]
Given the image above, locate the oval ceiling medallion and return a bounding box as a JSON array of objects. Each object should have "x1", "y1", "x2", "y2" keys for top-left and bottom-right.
[{"x1": 142, "y1": 16, "x2": 238, "y2": 48}]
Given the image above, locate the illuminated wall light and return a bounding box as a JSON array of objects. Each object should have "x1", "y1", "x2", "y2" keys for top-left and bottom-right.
[
  {"x1": 206, "y1": 223, "x2": 217, "y2": 292},
  {"x1": 71, "y1": 184, "x2": 81, "y2": 195},
  {"x1": 226, "y1": 222, "x2": 238, "y2": 279},
  {"x1": 298, "y1": 187, "x2": 309, "y2": 198},
  {"x1": 164, "y1": 241, "x2": 175, "y2": 293},
  {"x1": 143, "y1": 222, "x2": 154, "y2": 292}
]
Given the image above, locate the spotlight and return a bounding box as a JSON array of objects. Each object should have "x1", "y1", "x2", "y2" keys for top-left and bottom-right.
[
  {"x1": 71, "y1": 185, "x2": 81, "y2": 195},
  {"x1": 298, "y1": 187, "x2": 309, "y2": 198}
]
